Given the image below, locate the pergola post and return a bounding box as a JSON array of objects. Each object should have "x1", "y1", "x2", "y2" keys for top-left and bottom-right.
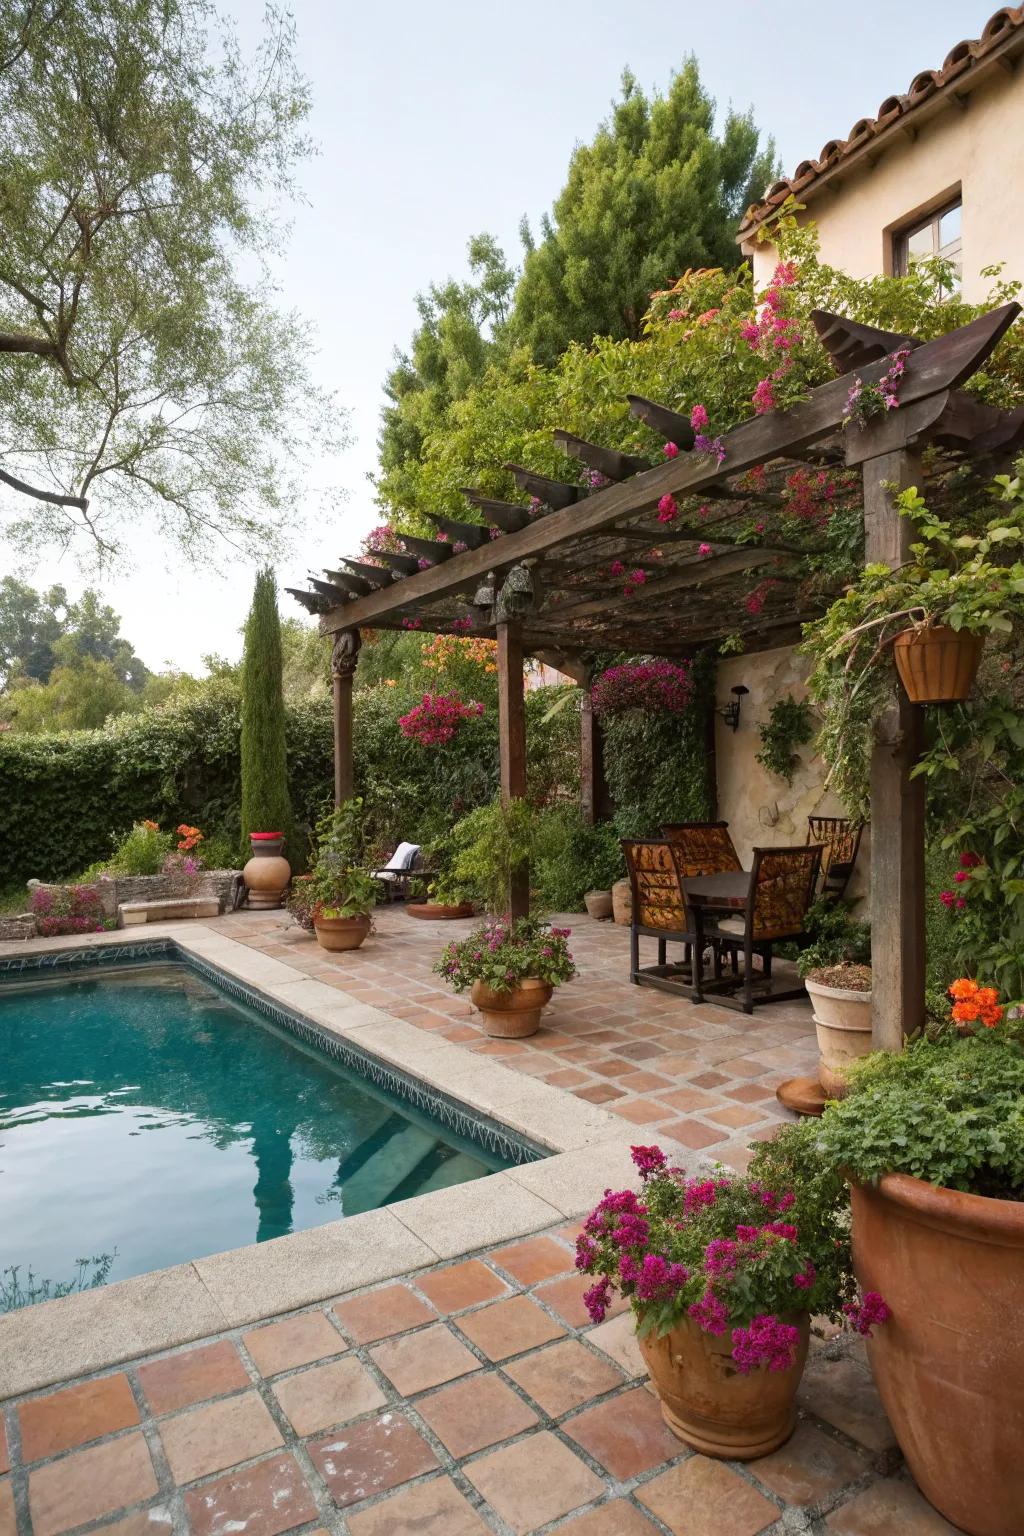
[
  {"x1": 580, "y1": 686, "x2": 609, "y2": 825},
  {"x1": 497, "y1": 617, "x2": 529, "y2": 918},
  {"x1": 330, "y1": 629, "x2": 360, "y2": 808},
  {"x1": 862, "y1": 449, "x2": 926, "y2": 1050}
]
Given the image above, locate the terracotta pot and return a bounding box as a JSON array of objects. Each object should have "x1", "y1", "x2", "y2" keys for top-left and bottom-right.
[
  {"x1": 805, "y1": 976, "x2": 873, "y2": 1098},
  {"x1": 640, "y1": 1313, "x2": 809, "y2": 1460},
  {"x1": 313, "y1": 913, "x2": 371, "y2": 951},
  {"x1": 892, "y1": 625, "x2": 984, "y2": 703},
  {"x1": 584, "y1": 889, "x2": 614, "y2": 921},
  {"x1": 243, "y1": 832, "x2": 291, "y2": 910},
  {"x1": 851, "y1": 1174, "x2": 1024, "y2": 1536},
  {"x1": 405, "y1": 902, "x2": 474, "y2": 920},
  {"x1": 470, "y1": 977, "x2": 552, "y2": 1038},
  {"x1": 612, "y1": 878, "x2": 633, "y2": 926}
]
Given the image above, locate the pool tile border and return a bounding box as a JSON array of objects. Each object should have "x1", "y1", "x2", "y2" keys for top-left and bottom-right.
[{"x1": 0, "y1": 923, "x2": 699, "y2": 1398}]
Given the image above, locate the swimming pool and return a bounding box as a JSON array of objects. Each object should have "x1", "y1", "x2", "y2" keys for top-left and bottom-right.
[{"x1": 0, "y1": 954, "x2": 531, "y2": 1307}]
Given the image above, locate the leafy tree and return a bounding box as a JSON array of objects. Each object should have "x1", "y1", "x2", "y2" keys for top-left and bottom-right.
[
  {"x1": 1, "y1": 655, "x2": 143, "y2": 732},
  {"x1": 378, "y1": 233, "x2": 515, "y2": 494},
  {"x1": 239, "y1": 567, "x2": 294, "y2": 852},
  {"x1": 513, "y1": 62, "x2": 777, "y2": 364},
  {"x1": 0, "y1": 0, "x2": 343, "y2": 562},
  {"x1": 0, "y1": 578, "x2": 148, "y2": 689}
]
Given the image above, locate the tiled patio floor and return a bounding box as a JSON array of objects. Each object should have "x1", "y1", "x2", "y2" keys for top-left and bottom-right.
[
  {"x1": 0, "y1": 1222, "x2": 962, "y2": 1536},
  {"x1": 206, "y1": 905, "x2": 821, "y2": 1171}
]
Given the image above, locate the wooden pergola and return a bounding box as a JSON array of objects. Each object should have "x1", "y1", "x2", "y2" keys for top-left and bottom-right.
[{"x1": 291, "y1": 303, "x2": 1024, "y2": 1050}]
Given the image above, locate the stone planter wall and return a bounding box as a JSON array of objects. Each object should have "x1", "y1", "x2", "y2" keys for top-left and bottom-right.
[
  {"x1": 27, "y1": 870, "x2": 243, "y2": 921},
  {"x1": 0, "y1": 914, "x2": 38, "y2": 942}
]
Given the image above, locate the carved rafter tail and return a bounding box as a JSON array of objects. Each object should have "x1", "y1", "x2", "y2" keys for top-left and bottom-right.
[
  {"x1": 504, "y1": 464, "x2": 580, "y2": 509},
  {"x1": 810, "y1": 309, "x2": 922, "y2": 374}
]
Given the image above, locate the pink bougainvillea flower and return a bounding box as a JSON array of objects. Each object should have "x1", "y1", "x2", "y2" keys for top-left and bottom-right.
[
  {"x1": 699, "y1": 543, "x2": 713, "y2": 558},
  {"x1": 657, "y1": 494, "x2": 678, "y2": 524},
  {"x1": 690, "y1": 403, "x2": 709, "y2": 431},
  {"x1": 663, "y1": 440, "x2": 679, "y2": 459},
  {"x1": 609, "y1": 559, "x2": 626, "y2": 577}
]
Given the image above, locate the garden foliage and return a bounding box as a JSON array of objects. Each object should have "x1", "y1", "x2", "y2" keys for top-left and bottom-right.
[{"x1": 239, "y1": 570, "x2": 295, "y2": 855}]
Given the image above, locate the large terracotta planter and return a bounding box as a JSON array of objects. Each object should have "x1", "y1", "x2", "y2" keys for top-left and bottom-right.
[
  {"x1": 805, "y1": 974, "x2": 873, "y2": 1098},
  {"x1": 470, "y1": 978, "x2": 552, "y2": 1038},
  {"x1": 851, "y1": 1174, "x2": 1024, "y2": 1536},
  {"x1": 584, "y1": 889, "x2": 614, "y2": 920},
  {"x1": 243, "y1": 832, "x2": 291, "y2": 910},
  {"x1": 313, "y1": 913, "x2": 371, "y2": 951},
  {"x1": 892, "y1": 625, "x2": 984, "y2": 703},
  {"x1": 639, "y1": 1314, "x2": 809, "y2": 1460}
]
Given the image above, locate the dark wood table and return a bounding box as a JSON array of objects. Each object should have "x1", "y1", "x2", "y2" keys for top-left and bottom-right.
[{"x1": 681, "y1": 871, "x2": 751, "y2": 1004}]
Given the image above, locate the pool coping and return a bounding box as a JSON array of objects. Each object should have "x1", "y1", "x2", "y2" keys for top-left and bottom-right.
[{"x1": 0, "y1": 921, "x2": 699, "y2": 1399}]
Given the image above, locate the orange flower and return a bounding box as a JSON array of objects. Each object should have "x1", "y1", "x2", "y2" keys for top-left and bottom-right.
[
  {"x1": 979, "y1": 1004, "x2": 1005, "y2": 1028},
  {"x1": 977, "y1": 987, "x2": 1000, "y2": 1008},
  {"x1": 952, "y1": 999, "x2": 981, "y2": 1025},
  {"x1": 142, "y1": 819, "x2": 160, "y2": 832},
  {"x1": 949, "y1": 978, "x2": 978, "y2": 1001}
]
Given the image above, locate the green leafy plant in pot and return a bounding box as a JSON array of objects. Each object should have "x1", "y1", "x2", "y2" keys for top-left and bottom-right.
[
  {"x1": 433, "y1": 916, "x2": 575, "y2": 1037},
  {"x1": 306, "y1": 800, "x2": 377, "y2": 951},
  {"x1": 803, "y1": 474, "x2": 1024, "y2": 822},
  {"x1": 760, "y1": 1013, "x2": 1024, "y2": 1536},
  {"x1": 796, "y1": 899, "x2": 872, "y2": 1097}
]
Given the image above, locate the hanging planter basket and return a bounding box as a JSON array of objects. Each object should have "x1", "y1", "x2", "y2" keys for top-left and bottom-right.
[{"x1": 891, "y1": 625, "x2": 984, "y2": 704}]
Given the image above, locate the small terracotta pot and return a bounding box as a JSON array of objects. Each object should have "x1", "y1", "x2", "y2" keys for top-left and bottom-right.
[
  {"x1": 640, "y1": 1314, "x2": 809, "y2": 1460},
  {"x1": 243, "y1": 832, "x2": 291, "y2": 910},
  {"x1": 852, "y1": 1174, "x2": 1024, "y2": 1536},
  {"x1": 584, "y1": 889, "x2": 614, "y2": 920},
  {"x1": 612, "y1": 878, "x2": 633, "y2": 926},
  {"x1": 406, "y1": 902, "x2": 475, "y2": 921},
  {"x1": 892, "y1": 625, "x2": 984, "y2": 703},
  {"x1": 314, "y1": 913, "x2": 371, "y2": 951},
  {"x1": 805, "y1": 976, "x2": 873, "y2": 1098},
  {"x1": 470, "y1": 977, "x2": 552, "y2": 1037}
]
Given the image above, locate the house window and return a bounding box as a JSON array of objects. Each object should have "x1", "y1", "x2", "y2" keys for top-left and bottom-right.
[{"x1": 893, "y1": 199, "x2": 962, "y2": 293}]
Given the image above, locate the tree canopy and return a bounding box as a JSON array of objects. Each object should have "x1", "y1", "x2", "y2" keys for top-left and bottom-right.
[
  {"x1": 0, "y1": 577, "x2": 148, "y2": 689},
  {"x1": 0, "y1": 0, "x2": 344, "y2": 564}
]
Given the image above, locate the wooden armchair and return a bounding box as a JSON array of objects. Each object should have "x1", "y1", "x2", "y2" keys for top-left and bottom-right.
[
  {"x1": 621, "y1": 838, "x2": 703, "y2": 990},
  {"x1": 807, "y1": 816, "x2": 863, "y2": 901},
  {"x1": 662, "y1": 821, "x2": 742, "y2": 876},
  {"x1": 695, "y1": 844, "x2": 823, "y2": 1013}
]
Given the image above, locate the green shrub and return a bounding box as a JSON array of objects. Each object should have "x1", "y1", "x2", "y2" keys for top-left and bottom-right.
[
  {"x1": 603, "y1": 648, "x2": 716, "y2": 836},
  {"x1": 240, "y1": 569, "x2": 295, "y2": 856},
  {"x1": 448, "y1": 798, "x2": 536, "y2": 915},
  {"x1": 533, "y1": 805, "x2": 624, "y2": 911},
  {"x1": 107, "y1": 821, "x2": 174, "y2": 875}
]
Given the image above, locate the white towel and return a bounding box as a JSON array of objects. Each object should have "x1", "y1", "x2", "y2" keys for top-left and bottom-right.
[{"x1": 383, "y1": 841, "x2": 420, "y2": 872}]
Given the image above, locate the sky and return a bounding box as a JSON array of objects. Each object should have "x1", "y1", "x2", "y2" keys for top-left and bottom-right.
[{"x1": 2, "y1": 0, "x2": 993, "y2": 671}]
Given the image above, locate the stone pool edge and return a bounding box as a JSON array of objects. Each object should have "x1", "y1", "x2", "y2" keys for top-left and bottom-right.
[{"x1": 0, "y1": 921, "x2": 698, "y2": 1398}]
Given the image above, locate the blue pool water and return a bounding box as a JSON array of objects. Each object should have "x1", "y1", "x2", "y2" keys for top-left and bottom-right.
[{"x1": 0, "y1": 962, "x2": 511, "y2": 1306}]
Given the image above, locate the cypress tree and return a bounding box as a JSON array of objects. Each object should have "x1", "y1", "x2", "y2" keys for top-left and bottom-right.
[{"x1": 240, "y1": 568, "x2": 294, "y2": 855}]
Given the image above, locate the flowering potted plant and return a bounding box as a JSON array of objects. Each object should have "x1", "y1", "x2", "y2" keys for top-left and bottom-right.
[
  {"x1": 767, "y1": 1015, "x2": 1024, "y2": 1536},
  {"x1": 803, "y1": 474, "x2": 1024, "y2": 819},
  {"x1": 576, "y1": 1146, "x2": 887, "y2": 1459},
  {"x1": 796, "y1": 900, "x2": 872, "y2": 1096},
  {"x1": 433, "y1": 916, "x2": 576, "y2": 1036},
  {"x1": 306, "y1": 800, "x2": 377, "y2": 951}
]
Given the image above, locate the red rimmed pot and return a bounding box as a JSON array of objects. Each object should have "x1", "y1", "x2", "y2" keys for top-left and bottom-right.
[
  {"x1": 470, "y1": 978, "x2": 552, "y2": 1038},
  {"x1": 313, "y1": 912, "x2": 371, "y2": 951},
  {"x1": 639, "y1": 1313, "x2": 810, "y2": 1460},
  {"x1": 243, "y1": 831, "x2": 291, "y2": 909},
  {"x1": 891, "y1": 625, "x2": 984, "y2": 703},
  {"x1": 851, "y1": 1173, "x2": 1024, "y2": 1536}
]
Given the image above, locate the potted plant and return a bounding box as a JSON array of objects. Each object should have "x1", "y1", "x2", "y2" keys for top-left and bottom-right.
[
  {"x1": 243, "y1": 831, "x2": 292, "y2": 909},
  {"x1": 796, "y1": 899, "x2": 872, "y2": 1096},
  {"x1": 306, "y1": 800, "x2": 377, "y2": 952},
  {"x1": 804, "y1": 475, "x2": 1024, "y2": 820},
  {"x1": 576, "y1": 1145, "x2": 888, "y2": 1459},
  {"x1": 433, "y1": 916, "x2": 576, "y2": 1036},
  {"x1": 407, "y1": 871, "x2": 475, "y2": 921},
  {"x1": 762, "y1": 1007, "x2": 1024, "y2": 1536}
]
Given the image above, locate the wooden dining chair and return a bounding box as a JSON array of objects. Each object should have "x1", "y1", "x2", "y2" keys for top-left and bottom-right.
[
  {"x1": 700, "y1": 844, "x2": 824, "y2": 1013},
  {"x1": 806, "y1": 816, "x2": 863, "y2": 901},
  {"x1": 661, "y1": 821, "x2": 742, "y2": 876},
  {"x1": 621, "y1": 838, "x2": 704, "y2": 989}
]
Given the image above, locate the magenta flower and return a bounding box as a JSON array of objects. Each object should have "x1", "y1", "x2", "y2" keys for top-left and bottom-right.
[
  {"x1": 630, "y1": 1145, "x2": 667, "y2": 1178},
  {"x1": 663, "y1": 441, "x2": 679, "y2": 459},
  {"x1": 731, "y1": 1314, "x2": 801, "y2": 1374},
  {"x1": 699, "y1": 542, "x2": 712, "y2": 558},
  {"x1": 657, "y1": 494, "x2": 678, "y2": 524},
  {"x1": 843, "y1": 1291, "x2": 891, "y2": 1336},
  {"x1": 690, "y1": 403, "x2": 709, "y2": 431}
]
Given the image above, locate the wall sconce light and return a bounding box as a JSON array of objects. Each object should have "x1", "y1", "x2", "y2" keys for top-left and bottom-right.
[{"x1": 718, "y1": 684, "x2": 749, "y2": 732}]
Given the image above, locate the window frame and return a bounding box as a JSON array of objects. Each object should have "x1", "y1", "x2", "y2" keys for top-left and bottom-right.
[{"x1": 892, "y1": 196, "x2": 962, "y2": 283}]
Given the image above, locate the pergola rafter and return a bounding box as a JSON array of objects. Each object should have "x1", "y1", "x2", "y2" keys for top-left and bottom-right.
[{"x1": 292, "y1": 299, "x2": 1023, "y2": 1053}]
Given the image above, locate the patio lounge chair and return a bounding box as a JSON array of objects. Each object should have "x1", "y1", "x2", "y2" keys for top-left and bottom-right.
[
  {"x1": 371, "y1": 841, "x2": 426, "y2": 902},
  {"x1": 807, "y1": 816, "x2": 863, "y2": 901},
  {"x1": 686, "y1": 844, "x2": 823, "y2": 1014}
]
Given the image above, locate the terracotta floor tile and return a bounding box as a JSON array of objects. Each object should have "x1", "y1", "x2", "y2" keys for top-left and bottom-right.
[
  {"x1": 638, "y1": 1455, "x2": 779, "y2": 1535},
  {"x1": 564, "y1": 1385, "x2": 681, "y2": 1478},
  {"x1": 616, "y1": 1042, "x2": 667, "y2": 1061},
  {"x1": 824, "y1": 1477, "x2": 961, "y2": 1533},
  {"x1": 307, "y1": 1411, "x2": 438, "y2": 1508},
  {"x1": 503, "y1": 1338, "x2": 625, "y2": 1416},
  {"x1": 0, "y1": 1481, "x2": 14, "y2": 1536},
  {"x1": 456, "y1": 1294, "x2": 565, "y2": 1361},
  {"x1": 589, "y1": 1058, "x2": 639, "y2": 1078},
  {"x1": 346, "y1": 1476, "x2": 492, "y2": 1535},
  {"x1": 725, "y1": 1083, "x2": 776, "y2": 1103},
  {"x1": 465, "y1": 1430, "x2": 605, "y2": 1534},
  {"x1": 490, "y1": 1235, "x2": 574, "y2": 1285},
  {"x1": 557, "y1": 1501, "x2": 662, "y2": 1535},
  {"x1": 617, "y1": 1070, "x2": 674, "y2": 1092},
  {"x1": 0, "y1": 1421, "x2": 7, "y2": 1476},
  {"x1": 533, "y1": 1273, "x2": 627, "y2": 1330},
  {"x1": 416, "y1": 1372, "x2": 538, "y2": 1456},
  {"x1": 586, "y1": 1313, "x2": 648, "y2": 1378},
  {"x1": 718, "y1": 1056, "x2": 773, "y2": 1079},
  {"x1": 664, "y1": 1119, "x2": 728, "y2": 1149},
  {"x1": 88, "y1": 1511, "x2": 173, "y2": 1536},
  {"x1": 574, "y1": 1082, "x2": 626, "y2": 1104},
  {"x1": 272, "y1": 1355, "x2": 386, "y2": 1436},
  {"x1": 138, "y1": 1340, "x2": 250, "y2": 1416},
  {"x1": 655, "y1": 1086, "x2": 721, "y2": 1113},
  {"x1": 751, "y1": 1420, "x2": 867, "y2": 1504},
  {"x1": 243, "y1": 1311, "x2": 346, "y2": 1376},
  {"x1": 798, "y1": 1354, "x2": 897, "y2": 1454},
  {"x1": 185, "y1": 1452, "x2": 318, "y2": 1536},
  {"x1": 542, "y1": 1067, "x2": 591, "y2": 1088},
  {"x1": 19, "y1": 1373, "x2": 139, "y2": 1462},
  {"x1": 158, "y1": 1390, "x2": 283, "y2": 1484},
  {"x1": 369, "y1": 1323, "x2": 479, "y2": 1395},
  {"x1": 334, "y1": 1284, "x2": 437, "y2": 1343},
  {"x1": 28, "y1": 1433, "x2": 158, "y2": 1536},
  {"x1": 706, "y1": 1102, "x2": 763, "y2": 1129},
  {"x1": 688, "y1": 1070, "x2": 730, "y2": 1088},
  {"x1": 414, "y1": 1259, "x2": 509, "y2": 1313},
  {"x1": 609, "y1": 1096, "x2": 674, "y2": 1124}
]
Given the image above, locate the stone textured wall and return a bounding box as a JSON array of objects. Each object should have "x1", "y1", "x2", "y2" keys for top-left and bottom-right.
[
  {"x1": 715, "y1": 645, "x2": 869, "y2": 906},
  {"x1": 27, "y1": 870, "x2": 243, "y2": 920},
  {"x1": 0, "y1": 914, "x2": 37, "y2": 941}
]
